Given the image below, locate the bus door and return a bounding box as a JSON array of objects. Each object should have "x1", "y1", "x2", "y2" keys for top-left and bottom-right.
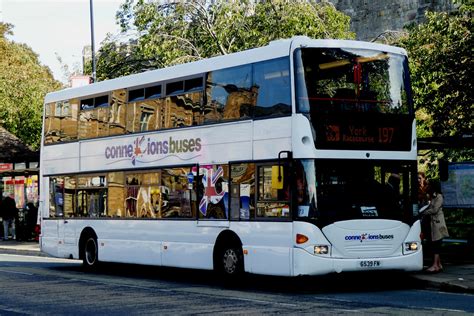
[{"x1": 49, "y1": 176, "x2": 76, "y2": 249}]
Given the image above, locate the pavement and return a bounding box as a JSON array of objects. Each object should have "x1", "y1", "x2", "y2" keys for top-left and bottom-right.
[{"x1": 0, "y1": 239, "x2": 473, "y2": 294}]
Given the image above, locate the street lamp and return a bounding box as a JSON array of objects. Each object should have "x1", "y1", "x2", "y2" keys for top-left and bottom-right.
[{"x1": 89, "y1": 0, "x2": 97, "y2": 83}]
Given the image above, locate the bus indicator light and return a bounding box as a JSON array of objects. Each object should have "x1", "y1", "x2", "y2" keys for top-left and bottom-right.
[{"x1": 296, "y1": 234, "x2": 309, "y2": 244}]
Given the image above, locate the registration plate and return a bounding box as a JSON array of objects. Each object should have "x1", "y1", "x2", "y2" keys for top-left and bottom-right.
[{"x1": 359, "y1": 260, "x2": 381, "y2": 268}]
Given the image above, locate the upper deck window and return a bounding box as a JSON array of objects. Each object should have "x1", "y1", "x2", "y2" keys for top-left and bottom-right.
[
  {"x1": 185, "y1": 78, "x2": 203, "y2": 92},
  {"x1": 128, "y1": 88, "x2": 145, "y2": 102},
  {"x1": 80, "y1": 95, "x2": 109, "y2": 110},
  {"x1": 205, "y1": 64, "x2": 253, "y2": 122},
  {"x1": 166, "y1": 81, "x2": 185, "y2": 95},
  {"x1": 253, "y1": 58, "x2": 291, "y2": 118},
  {"x1": 145, "y1": 84, "x2": 162, "y2": 99}
]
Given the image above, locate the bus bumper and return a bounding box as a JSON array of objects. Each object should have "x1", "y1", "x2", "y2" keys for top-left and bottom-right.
[{"x1": 293, "y1": 247, "x2": 423, "y2": 276}]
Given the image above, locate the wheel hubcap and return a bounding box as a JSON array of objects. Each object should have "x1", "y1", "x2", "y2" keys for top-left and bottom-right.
[{"x1": 223, "y1": 249, "x2": 238, "y2": 274}]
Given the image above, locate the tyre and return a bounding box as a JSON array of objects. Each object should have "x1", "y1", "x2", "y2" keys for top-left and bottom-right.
[
  {"x1": 220, "y1": 245, "x2": 244, "y2": 277},
  {"x1": 82, "y1": 235, "x2": 99, "y2": 269}
]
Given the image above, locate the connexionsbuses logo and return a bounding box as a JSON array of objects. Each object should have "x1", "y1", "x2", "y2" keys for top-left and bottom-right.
[
  {"x1": 105, "y1": 135, "x2": 202, "y2": 165},
  {"x1": 345, "y1": 233, "x2": 394, "y2": 243}
]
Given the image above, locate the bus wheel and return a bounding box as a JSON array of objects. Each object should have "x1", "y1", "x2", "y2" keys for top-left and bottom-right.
[
  {"x1": 221, "y1": 246, "x2": 243, "y2": 276},
  {"x1": 82, "y1": 235, "x2": 98, "y2": 269}
]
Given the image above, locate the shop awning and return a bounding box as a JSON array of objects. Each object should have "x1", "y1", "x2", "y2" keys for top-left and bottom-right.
[{"x1": 0, "y1": 126, "x2": 39, "y2": 162}]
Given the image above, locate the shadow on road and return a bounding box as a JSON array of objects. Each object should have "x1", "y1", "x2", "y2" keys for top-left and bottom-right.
[{"x1": 47, "y1": 261, "x2": 420, "y2": 294}]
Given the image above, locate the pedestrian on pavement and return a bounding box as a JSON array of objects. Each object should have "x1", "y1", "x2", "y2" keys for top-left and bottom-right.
[
  {"x1": 1, "y1": 192, "x2": 18, "y2": 241},
  {"x1": 421, "y1": 180, "x2": 449, "y2": 273}
]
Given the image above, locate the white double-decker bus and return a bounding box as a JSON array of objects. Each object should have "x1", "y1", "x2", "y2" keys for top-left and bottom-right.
[{"x1": 40, "y1": 36, "x2": 422, "y2": 276}]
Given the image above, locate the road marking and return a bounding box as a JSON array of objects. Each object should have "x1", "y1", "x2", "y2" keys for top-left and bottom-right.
[
  {"x1": 230, "y1": 297, "x2": 297, "y2": 307},
  {"x1": 0, "y1": 269, "x2": 34, "y2": 276},
  {"x1": 431, "y1": 308, "x2": 465, "y2": 313}
]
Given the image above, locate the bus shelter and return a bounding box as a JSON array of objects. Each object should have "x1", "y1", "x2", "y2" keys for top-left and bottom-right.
[{"x1": 417, "y1": 134, "x2": 474, "y2": 262}]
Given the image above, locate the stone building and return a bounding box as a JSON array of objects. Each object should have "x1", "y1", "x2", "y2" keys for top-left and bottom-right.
[{"x1": 328, "y1": 0, "x2": 455, "y2": 40}]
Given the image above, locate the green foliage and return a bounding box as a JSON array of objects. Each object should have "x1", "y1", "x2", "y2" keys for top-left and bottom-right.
[
  {"x1": 0, "y1": 23, "x2": 62, "y2": 149},
  {"x1": 96, "y1": 0, "x2": 354, "y2": 80},
  {"x1": 392, "y1": 8, "x2": 473, "y2": 175}
]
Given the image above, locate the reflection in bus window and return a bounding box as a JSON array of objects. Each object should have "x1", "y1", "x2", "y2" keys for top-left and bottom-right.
[
  {"x1": 253, "y1": 58, "x2": 291, "y2": 118},
  {"x1": 256, "y1": 165, "x2": 290, "y2": 218},
  {"x1": 165, "y1": 93, "x2": 201, "y2": 128},
  {"x1": 206, "y1": 65, "x2": 253, "y2": 123},
  {"x1": 123, "y1": 169, "x2": 194, "y2": 219},
  {"x1": 160, "y1": 168, "x2": 193, "y2": 218},
  {"x1": 76, "y1": 175, "x2": 107, "y2": 217},
  {"x1": 78, "y1": 106, "x2": 109, "y2": 139},
  {"x1": 109, "y1": 90, "x2": 127, "y2": 136},
  {"x1": 44, "y1": 100, "x2": 79, "y2": 143},
  {"x1": 126, "y1": 99, "x2": 162, "y2": 133},
  {"x1": 198, "y1": 165, "x2": 229, "y2": 220},
  {"x1": 107, "y1": 172, "x2": 125, "y2": 217},
  {"x1": 63, "y1": 176, "x2": 76, "y2": 218},
  {"x1": 49, "y1": 177, "x2": 64, "y2": 217},
  {"x1": 230, "y1": 163, "x2": 255, "y2": 220}
]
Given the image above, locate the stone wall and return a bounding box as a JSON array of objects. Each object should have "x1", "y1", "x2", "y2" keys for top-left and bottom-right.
[{"x1": 328, "y1": 0, "x2": 455, "y2": 41}]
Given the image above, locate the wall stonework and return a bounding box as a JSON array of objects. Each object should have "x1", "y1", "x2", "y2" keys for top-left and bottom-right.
[{"x1": 328, "y1": 0, "x2": 454, "y2": 41}]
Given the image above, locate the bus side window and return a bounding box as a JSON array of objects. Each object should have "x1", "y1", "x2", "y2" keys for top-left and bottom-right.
[
  {"x1": 256, "y1": 165, "x2": 290, "y2": 218},
  {"x1": 165, "y1": 93, "x2": 201, "y2": 129},
  {"x1": 198, "y1": 164, "x2": 229, "y2": 220},
  {"x1": 49, "y1": 177, "x2": 64, "y2": 217},
  {"x1": 160, "y1": 168, "x2": 194, "y2": 219},
  {"x1": 108, "y1": 172, "x2": 125, "y2": 217},
  {"x1": 230, "y1": 163, "x2": 256, "y2": 220},
  {"x1": 109, "y1": 89, "x2": 127, "y2": 136},
  {"x1": 253, "y1": 58, "x2": 291, "y2": 118},
  {"x1": 206, "y1": 65, "x2": 253, "y2": 124}
]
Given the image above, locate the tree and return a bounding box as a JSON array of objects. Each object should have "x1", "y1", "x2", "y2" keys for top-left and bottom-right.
[
  {"x1": 0, "y1": 23, "x2": 62, "y2": 149},
  {"x1": 95, "y1": 0, "x2": 354, "y2": 80},
  {"x1": 391, "y1": 6, "x2": 473, "y2": 176}
]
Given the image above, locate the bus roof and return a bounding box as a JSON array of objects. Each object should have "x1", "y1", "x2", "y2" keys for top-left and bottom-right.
[{"x1": 45, "y1": 36, "x2": 407, "y2": 103}]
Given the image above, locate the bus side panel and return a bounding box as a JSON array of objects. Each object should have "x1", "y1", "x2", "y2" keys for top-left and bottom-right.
[
  {"x1": 162, "y1": 241, "x2": 213, "y2": 270},
  {"x1": 40, "y1": 219, "x2": 60, "y2": 258},
  {"x1": 233, "y1": 222, "x2": 293, "y2": 276},
  {"x1": 97, "y1": 220, "x2": 214, "y2": 269},
  {"x1": 253, "y1": 117, "x2": 292, "y2": 160},
  {"x1": 100, "y1": 239, "x2": 163, "y2": 266},
  {"x1": 42, "y1": 143, "x2": 80, "y2": 175},
  {"x1": 161, "y1": 221, "x2": 218, "y2": 270},
  {"x1": 96, "y1": 220, "x2": 162, "y2": 266}
]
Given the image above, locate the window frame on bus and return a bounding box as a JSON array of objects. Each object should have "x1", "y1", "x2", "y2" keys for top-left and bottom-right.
[{"x1": 227, "y1": 160, "x2": 293, "y2": 222}]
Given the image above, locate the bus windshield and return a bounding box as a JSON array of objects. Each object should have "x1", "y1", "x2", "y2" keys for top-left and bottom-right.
[
  {"x1": 295, "y1": 47, "x2": 412, "y2": 114},
  {"x1": 295, "y1": 159, "x2": 417, "y2": 228},
  {"x1": 295, "y1": 48, "x2": 414, "y2": 151}
]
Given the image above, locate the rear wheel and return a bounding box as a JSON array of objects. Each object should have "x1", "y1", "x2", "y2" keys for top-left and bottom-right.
[
  {"x1": 220, "y1": 246, "x2": 243, "y2": 277},
  {"x1": 82, "y1": 235, "x2": 98, "y2": 269}
]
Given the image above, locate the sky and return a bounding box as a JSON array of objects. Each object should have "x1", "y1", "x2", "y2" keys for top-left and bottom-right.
[{"x1": 1, "y1": 0, "x2": 123, "y2": 83}]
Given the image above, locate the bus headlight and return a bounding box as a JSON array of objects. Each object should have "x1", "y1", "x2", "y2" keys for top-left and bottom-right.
[
  {"x1": 404, "y1": 242, "x2": 419, "y2": 254},
  {"x1": 314, "y1": 245, "x2": 329, "y2": 255}
]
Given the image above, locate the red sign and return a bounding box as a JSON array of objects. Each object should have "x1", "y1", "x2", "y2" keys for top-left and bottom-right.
[{"x1": 0, "y1": 163, "x2": 13, "y2": 171}]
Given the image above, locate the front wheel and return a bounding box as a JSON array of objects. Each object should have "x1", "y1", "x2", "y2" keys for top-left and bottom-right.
[
  {"x1": 220, "y1": 246, "x2": 244, "y2": 277},
  {"x1": 82, "y1": 236, "x2": 98, "y2": 269}
]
